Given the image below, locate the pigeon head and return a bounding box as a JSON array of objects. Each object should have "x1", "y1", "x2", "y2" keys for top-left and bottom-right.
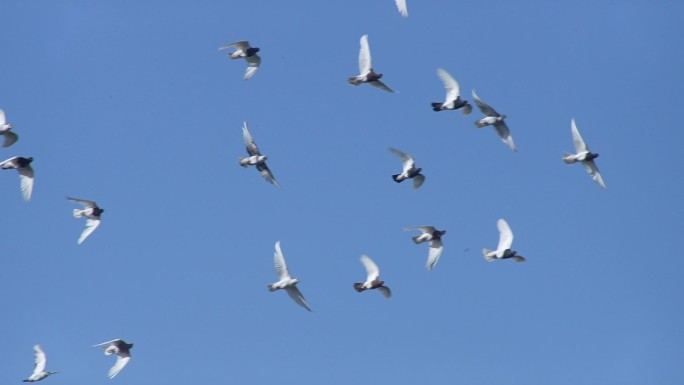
[
  {"x1": 246, "y1": 47, "x2": 260, "y2": 56},
  {"x1": 586, "y1": 152, "x2": 599, "y2": 160}
]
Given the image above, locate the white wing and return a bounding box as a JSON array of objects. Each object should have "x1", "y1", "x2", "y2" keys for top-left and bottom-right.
[
  {"x1": 285, "y1": 286, "x2": 312, "y2": 311},
  {"x1": 358, "y1": 34, "x2": 372, "y2": 75},
  {"x1": 244, "y1": 54, "x2": 261, "y2": 80},
  {"x1": 404, "y1": 226, "x2": 436, "y2": 234},
  {"x1": 108, "y1": 355, "x2": 130, "y2": 379},
  {"x1": 92, "y1": 339, "x2": 120, "y2": 347},
  {"x1": 395, "y1": 0, "x2": 408, "y2": 17},
  {"x1": 426, "y1": 239, "x2": 443, "y2": 270},
  {"x1": 583, "y1": 160, "x2": 606, "y2": 189},
  {"x1": 437, "y1": 68, "x2": 460, "y2": 102},
  {"x1": 242, "y1": 122, "x2": 260, "y2": 156},
  {"x1": 78, "y1": 218, "x2": 101, "y2": 245},
  {"x1": 2, "y1": 131, "x2": 18, "y2": 147},
  {"x1": 218, "y1": 40, "x2": 250, "y2": 51},
  {"x1": 571, "y1": 118, "x2": 588, "y2": 153},
  {"x1": 360, "y1": 255, "x2": 380, "y2": 282},
  {"x1": 388, "y1": 147, "x2": 413, "y2": 173},
  {"x1": 493, "y1": 121, "x2": 516, "y2": 152},
  {"x1": 32, "y1": 345, "x2": 47, "y2": 375},
  {"x1": 0, "y1": 109, "x2": 5, "y2": 125},
  {"x1": 273, "y1": 241, "x2": 291, "y2": 280},
  {"x1": 18, "y1": 165, "x2": 34, "y2": 202},
  {"x1": 67, "y1": 196, "x2": 97, "y2": 209},
  {"x1": 496, "y1": 218, "x2": 514, "y2": 251},
  {"x1": 412, "y1": 174, "x2": 425, "y2": 189}
]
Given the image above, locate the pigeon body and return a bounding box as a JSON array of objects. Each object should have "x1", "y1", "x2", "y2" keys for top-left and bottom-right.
[
  {"x1": 239, "y1": 122, "x2": 279, "y2": 188},
  {"x1": 404, "y1": 226, "x2": 446, "y2": 270},
  {"x1": 432, "y1": 69, "x2": 471, "y2": 115},
  {"x1": 0, "y1": 108, "x2": 18, "y2": 147},
  {"x1": 23, "y1": 345, "x2": 59, "y2": 382},
  {"x1": 563, "y1": 119, "x2": 606, "y2": 189},
  {"x1": 348, "y1": 35, "x2": 395, "y2": 93},
  {"x1": 93, "y1": 339, "x2": 133, "y2": 379},
  {"x1": 0, "y1": 156, "x2": 34, "y2": 201},
  {"x1": 482, "y1": 218, "x2": 525, "y2": 262},
  {"x1": 389, "y1": 147, "x2": 424, "y2": 189},
  {"x1": 219, "y1": 40, "x2": 261, "y2": 80},
  {"x1": 354, "y1": 255, "x2": 391, "y2": 299},
  {"x1": 472, "y1": 90, "x2": 516, "y2": 152},
  {"x1": 268, "y1": 241, "x2": 312, "y2": 311},
  {"x1": 67, "y1": 197, "x2": 103, "y2": 244}
]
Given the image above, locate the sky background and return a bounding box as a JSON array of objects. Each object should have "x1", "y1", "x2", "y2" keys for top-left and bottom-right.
[{"x1": 1, "y1": 1, "x2": 683, "y2": 384}]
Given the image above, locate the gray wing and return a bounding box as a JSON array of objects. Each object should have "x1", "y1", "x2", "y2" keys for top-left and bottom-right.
[
  {"x1": 570, "y1": 118, "x2": 588, "y2": 153},
  {"x1": 404, "y1": 226, "x2": 436, "y2": 234},
  {"x1": 108, "y1": 355, "x2": 130, "y2": 379},
  {"x1": 18, "y1": 165, "x2": 34, "y2": 202},
  {"x1": 358, "y1": 34, "x2": 372, "y2": 75},
  {"x1": 377, "y1": 286, "x2": 391, "y2": 299},
  {"x1": 496, "y1": 218, "x2": 514, "y2": 251},
  {"x1": 471, "y1": 90, "x2": 499, "y2": 116},
  {"x1": 67, "y1": 196, "x2": 97, "y2": 209},
  {"x1": 32, "y1": 345, "x2": 47, "y2": 375},
  {"x1": 493, "y1": 121, "x2": 516, "y2": 152},
  {"x1": 78, "y1": 218, "x2": 101, "y2": 245},
  {"x1": 395, "y1": 0, "x2": 408, "y2": 17},
  {"x1": 218, "y1": 40, "x2": 250, "y2": 51},
  {"x1": 242, "y1": 122, "x2": 260, "y2": 156},
  {"x1": 285, "y1": 286, "x2": 312, "y2": 312},
  {"x1": 256, "y1": 162, "x2": 279, "y2": 188},
  {"x1": 2, "y1": 131, "x2": 18, "y2": 147},
  {"x1": 411, "y1": 174, "x2": 425, "y2": 189},
  {"x1": 426, "y1": 239, "x2": 443, "y2": 270},
  {"x1": 244, "y1": 54, "x2": 261, "y2": 80},
  {"x1": 369, "y1": 80, "x2": 395, "y2": 93},
  {"x1": 583, "y1": 160, "x2": 606, "y2": 189},
  {"x1": 273, "y1": 241, "x2": 290, "y2": 280},
  {"x1": 437, "y1": 68, "x2": 460, "y2": 102}
]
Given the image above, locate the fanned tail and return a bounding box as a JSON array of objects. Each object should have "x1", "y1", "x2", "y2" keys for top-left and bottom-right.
[
  {"x1": 482, "y1": 248, "x2": 496, "y2": 261},
  {"x1": 353, "y1": 283, "x2": 365, "y2": 292},
  {"x1": 431, "y1": 102, "x2": 443, "y2": 111},
  {"x1": 73, "y1": 209, "x2": 85, "y2": 218}
]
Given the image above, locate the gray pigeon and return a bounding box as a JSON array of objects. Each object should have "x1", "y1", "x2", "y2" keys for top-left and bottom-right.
[
  {"x1": 354, "y1": 255, "x2": 391, "y2": 299},
  {"x1": 404, "y1": 226, "x2": 446, "y2": 270},
  {"x1": 431, "y1": 68, "x2": 471, "y2": 115},
  {"x1": 0, "y1": 108, "x2": 18, "y2": 147},
  {"x1": 219, "y1": 40, "x2": 261, "y2": 80},
  {"x1": 563, "y1": 118, "x2": 606, "y2": 189},
  {"x1": 348, "y1": 35, "x2": 395, "y2": 93},
  {"x1": 472, "y1": 90, "x2": 516, "y2": 152},
  {"x1": 239, "y1": 122, "x2": 279, "y2": 188},
  {"x1": 0, "y1": 156, "x2": 33, "y2": 201},
  {"x1": 482, "y1": 218, "x2": 525, "y2": 262},
  {"x1": 389, "y1": 147, "x2": 425, "y2": 189},
  {"x1": 92, "y1": 339, "x2": 133, "y2": 379}
]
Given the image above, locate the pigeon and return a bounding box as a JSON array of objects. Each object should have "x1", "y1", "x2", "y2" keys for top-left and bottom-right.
[
  {"x1": 482, "y1": 218, "x2": 525, "y2": 262},
  {"x1": 0, "y1": 108, "x2": 18, "y2": 147},
  {"x1": 219, "y1": 40, "x2": 261, "y2": 80},
  {"x1": 354, "y1": 255, "x2": 391, "y2": 299},
  {"x1": 472, "y1": 90, "x2": 516, "y2": 152},
  {"x1": 404, "y1": 226, "x2": 446, "y2": 270},
  {"x1": 348, "y1": 34, "x2": 395, "y2": 93},
  {"x1": 67, "y1": 197, "x2": 104, "y2": 244},
  {"x1": 268, "y1": 241, "x2": 312, "y2": 311},
  {"x1": 389, "y1": 147, "x2": 425, "y2": 189},
  {"x1": 239, "y1": 122, "x2": 279, "y2": 188},
  {"x1": 93, "y1": 339, "x2": 133, "y2": 379},
  {"x1": 431, "y1": 68, "x2": 471, "y2": 115},
  {"x1": 563, "y1": 118, "x2": 606, "y2": 189},
  {"x1": 395, "y1": 0, "x2": 408, "y2": 17},
  {"x1": 23, "y1": 345, "x2": 59, "y2": 382},
  {"x1": 0, "y1": 156, "x2": 34, "y2": 201}
]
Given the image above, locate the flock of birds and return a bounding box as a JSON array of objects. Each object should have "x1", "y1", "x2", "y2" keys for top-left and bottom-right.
[{"x1": 6, "y1": 0, "x2": 609, "y2": 380}]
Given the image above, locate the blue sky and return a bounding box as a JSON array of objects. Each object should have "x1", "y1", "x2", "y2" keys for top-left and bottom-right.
[{"x1": 1, "y1": 1, "x2": 683, "y2": 384}]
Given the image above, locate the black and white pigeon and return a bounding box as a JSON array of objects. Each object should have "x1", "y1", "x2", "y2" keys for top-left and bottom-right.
[
  {"x1": 472, "y1": 90, "x2": 516, "y2": 152},
  {"x1": 389, "y1": 147, "x2": 425, "y2": 189},
  {"x1": 67, "y1": 197, "x2": 104, "y2": 244},
  {"x1": 268, "y1": 241, "x2": 312, "y2": 311},
  {"x1": 348, "y1": 34, "x2": 395, "y2": 93},
  {"x1": 404, "y1": 226, "x2": 446, "y2": 270},
  {"x1": 482, "y1": 218, "x2": 525, "y2": 263},
  {"x1": 239, "y1": 122, "x2": 279, "y2": 188},
  {"x1": 395, "y1": 0, "x2": 408, "y2": 17},
  {"x1": 431, "y1": 68, "x2": 471, "y2": 115},
  {"x1": 92, "y1": 339, "x2": 133, "y2": 379},
  {"x1": 563, "y1": 118, "x2": 606, "y2": 189},
  {"x1": 0, "y1": 156, "x2": 34, "y2": 201},
  {"x1": 354, "y1": 255, "x2": 391, "y2": 299},
  {"x1": 219, "y1": 40, "x2": 261, "y2": 80},
  {"x1": 23, "y1": 345, "x2": 59, "y2": 382},
  {"x1": 0, "y1": 108, "x2": 18, "y2": 147}
]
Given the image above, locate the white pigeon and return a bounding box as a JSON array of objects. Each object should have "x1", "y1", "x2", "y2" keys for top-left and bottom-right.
[
  {"x1": 23, "y1": 345, "x2": 59, "y2": 382},
  {"x1": 404, "y1": 226, "x2": 446, "y2": 270},
  {"x1": 354, "y1": 255, "x2": 391, "y2": 299},
  {"x1": 563, "y1": 118, "x2": 606, "y2": 189},
  {"x1": 93, "y1": 339, "x2": 133, "y2": 379},
  {"x1": 0, "y1": 156, "x2": 34, "y2": 201},
  {"x1": 432, "y1": 68, "x2": 472, "y2": 115},
  {"x1": 482, "y1": 218, "x2": 525, "y2": 262},
  {"x1": 268, "y1": 241, "x2": 312, "y2": 311},
  {"x1": 239, "y1": 122, "x2": 279, "y2": 188},
  {"x1": 472, "y1": 90, "x2": 516, "y2": 152},
  {"x1": 395, "y1": 0, "x2": 408, "y2": 17},
  {"x1": 0, "y1": 108, "x2": 18, "y2": 147},
  {"x1": 67, "y1": 197, "x2": 104, "y2": 244},
  {"x1": 219, "y1": 40, "x2": 261, "y2": 80},
  {"x1": 347, "y1": 34, "x2": 395, "y2": 93},
  {"x1": 389, "y1": 147, "x2": 425, "y2": 189}
]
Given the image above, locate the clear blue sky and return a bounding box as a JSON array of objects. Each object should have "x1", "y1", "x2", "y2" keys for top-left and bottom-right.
[{"x1": 1, "y1": 1, "x2": 683, "y2": 384}]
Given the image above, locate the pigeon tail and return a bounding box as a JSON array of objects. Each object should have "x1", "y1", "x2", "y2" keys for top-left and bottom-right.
[
  {"x1": 482, "y1": 248, "x2": 496, "y2": 261},
  {"x1": 267, "y1": 284, "x2": 278, "y2": 292},
  {"x1": 73, "y1": 209, "x2": 85, "y2": 218},
  {"x1": 475, "y1": 120, "x2": 488, "y2": 128},
  {"x1": 431, "y1": 102, "x2": 443, "y2": 111},
  {"x1": 562, "y1": 153, "x2": 576, "y2": 164},
  {"x1": 347, "y1": 77, "x2": 363, "y2": 86},
  {"x1": 353, "y1": 282, "x2": 366, "y2": 292},
  {"x1": 411, "y1": 235, "x2": 426, "y2": 244},
  {"x1": 391, "y1": 174, "x2": 404, "y2": 183}
]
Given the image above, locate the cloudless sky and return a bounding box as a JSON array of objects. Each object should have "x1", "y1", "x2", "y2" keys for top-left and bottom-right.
[{"x1": 1, "y1": 1, "x2": 683, "y2": 384}]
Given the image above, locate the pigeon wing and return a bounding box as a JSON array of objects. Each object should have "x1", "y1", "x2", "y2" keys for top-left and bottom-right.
[
  {"x1": 471, "y1": 90, "x2": 499, "y2": 116},
  {"x1": 493, "y1": 121, "x2": 516, "y2": 152},
  {"x1": 18, "y1": 165, "x2": 34, "y2": 202},
  {"x1": 395, "y1": 0, "x2": 408, "y2": 16},
  {"x1": 369, "y1": 80, "x2": 396, "y2": 93},
  {"x1": 242, "y1": 122, "x2": 260, "y2": 156},
  {"x1": 108, "y1": 355, "x2": 130, "y2": 379},
  {"x1": 218, "y1": 40, "x2": 250, "y2": 51},
  {"x1": 437, "y1": 68, "x2": 460, "y2": 102},
  {"x1": 583, "y1": 160, "x2": 606, "y2": 189},
  {"x1": 426, "y1": 239, "x2": 444, "y2": 270},
  {"x1": 0, "y1": 109, "x2": 5, "y2": 125},
  {"x1": 388, "y1": 148, "x2": 413, "y2": 173},
  {"x1": 570, "y1": 118, "x2": 588, "y2": 153},
  {"x1": 92, "y1": 339, "x2": 121, "y2": 347},
  {"x1": 358, "y1": 34, "x2": 372, "y2": 75},
  {"x1": 256, "y1": 162, "x2": 279, "y2": 188},
  {"x1": 273, "y1": 241, "x2": 291, "y2": 280},
  {"x1": 377, "y1": 286, "x2": 392, "y2": 299},
  {"x1": 497, "y1": 218, "x2": 514, "y2": 251},
  {"x1": 404, "y1": 226, "x2": 436, "y2": 234},
  {"x1": 244, "y1": 54, "x2": 261, "y2": 80},
  {"x1": 78, "y1": 218, "x2": 101, "y2": 245},
  {"x1": 32, "y1": 345, "x2": 47, "y2": 375},
  {"x1": 2, "y1": 131, "x2": 18, "y2": 147},
  {"x1": 286, "y1": 286, "x2": 312, "y2": 312},
  {"x1": 360, "y1": 255, "x2": 380, "y2": 281},
  {"x1": 67, "y1": 197, "x2": 97, "y2": 209},
  {"x1": 411, "y1": 174, "x2": 425, "y2": 189}
]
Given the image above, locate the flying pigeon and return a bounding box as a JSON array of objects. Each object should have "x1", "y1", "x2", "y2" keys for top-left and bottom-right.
[
  {"x1": 67, "y1": 197, "x2": 104, "y2": 244},
  {"x1": 482, "y1": 218, "x2": 525, "y2": 262},
  {"x1": 268, "y1": 241, "x2": 312, "y2": 311},
  {"x1": 348, "y1": 34, "x2": 395, "y2": 93},
  {"x1": 219, "y1": 40, "x2": 261, "y2": 80},
  {"x1": 563, "y1": 118, "x2": 606, "y2": 189},
  {"x1": 354, "y1": 255, "x2": 391, "y2": 299},
  {"x1": 404, "y1": 226, "x2": 446, "y2": 270},
  {"x1": 23, "y1": 345, "x2": 59, "y2": 382},
  {"x1": 395, "y1": 0, "x2": 408, "y2": 17},
  {"x1": 472, "y1": 90, "x2": 516, "y2": 152},
  {"x1": 0, "y1": 156, "x2": 34, "y2": 201},
  {"x1": 239, "y1": 122, "x2": 279, "y2": 188},
  {"x1": 92, "y1": 339, "x2": 133, "y2": 379},
  {"x1": 0, "y1": 108, "x2": 18, "y2": 147},
  {"x1": 431, "y1": 68, "x2": 471, "y2": 115},
  {"x1": 389, "y1": 147, "x2": 424, "y2": 189}
]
